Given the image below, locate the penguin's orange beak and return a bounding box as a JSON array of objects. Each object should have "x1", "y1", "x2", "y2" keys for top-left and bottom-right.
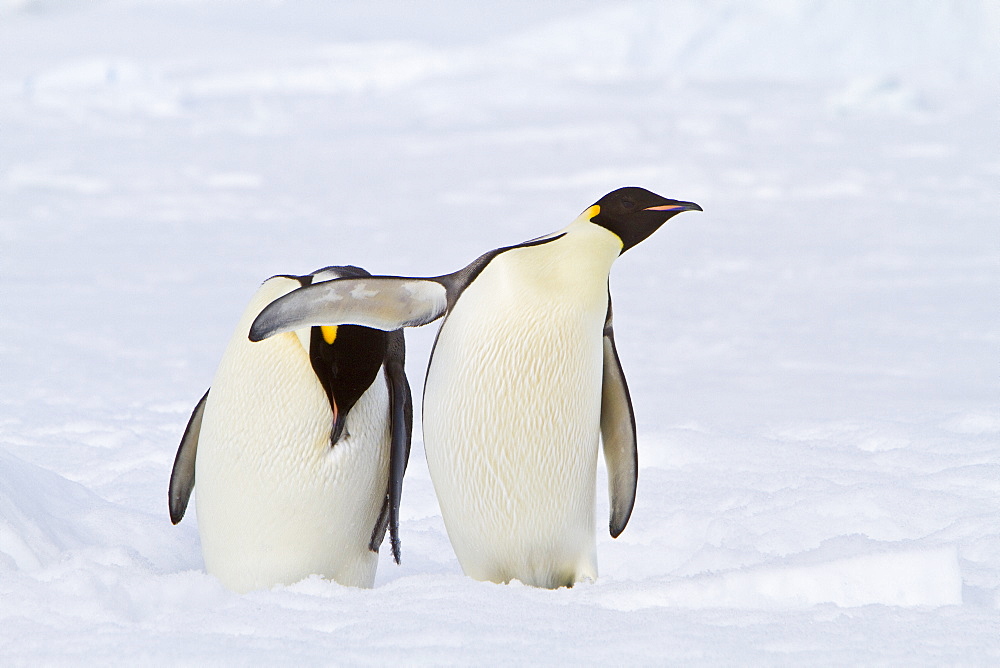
[
  {"x1": 330, "y1": 399, "x2": 347, "y2": 446},
  {"x1": 643, "y1": 201, "x2": 703, "y2": 213}
]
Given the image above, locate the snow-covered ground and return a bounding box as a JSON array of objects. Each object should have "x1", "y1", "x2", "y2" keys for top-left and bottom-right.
[{"x1": 1, "y1": 0, "x2": 998, "y2": 663}]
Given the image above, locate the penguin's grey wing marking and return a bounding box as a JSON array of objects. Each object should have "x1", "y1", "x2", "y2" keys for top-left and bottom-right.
[
  {"x1": 600, "y1": 299, "x2": 638, "y2": 538},
  {"x1": 169, "y1": 389, "x2": 209, "y2": 525},
  {"x1": 250, "y1": 234, "x2": 567, "y2": 342},
  {"x1": 249, "y1": 277, "x2": 448, "y2": 341},
  {"x1": 368, "y1": 329, "x2": 412, "y2": 563}
]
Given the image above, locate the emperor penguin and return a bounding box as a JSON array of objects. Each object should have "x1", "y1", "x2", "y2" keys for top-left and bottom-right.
[
  {"x1": 248, "y1": 188, "x2": 701, "y2": 589},
  {"x1": 168, "y1": 265, "x2": 412, "y2": 593}
]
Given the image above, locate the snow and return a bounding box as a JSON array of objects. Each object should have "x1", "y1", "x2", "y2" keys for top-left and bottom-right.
[{"x1": 1, "y1": 0, "x2": 998, "y2": 663}]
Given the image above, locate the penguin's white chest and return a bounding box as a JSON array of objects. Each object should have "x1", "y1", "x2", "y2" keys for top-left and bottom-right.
[
  {"x1": 423, "y1": 222, "x2": 620, "y2": 588},
  {"x1": 194, "y1": 280, "x2": 390, "y2": 592}
]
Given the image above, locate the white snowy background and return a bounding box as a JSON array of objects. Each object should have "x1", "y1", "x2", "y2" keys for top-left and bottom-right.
[{"x1": 1, "y1": 0, "x2": 998, "y2": 663}]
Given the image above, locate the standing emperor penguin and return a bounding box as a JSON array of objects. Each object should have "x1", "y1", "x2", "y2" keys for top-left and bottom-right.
[
  {"x1": 249, "y1": 188, "x2": 701, "y2": 588},
  {"x1": 168, "y1": 265, "x2": 412, "y2": 593}
]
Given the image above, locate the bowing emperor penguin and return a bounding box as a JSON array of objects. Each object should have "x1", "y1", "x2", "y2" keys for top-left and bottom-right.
[
  {"x1": 168, "y1": 265, "x2": 412, "y2": 593},
  {"x1": 249, "y1": 188, "x2": 701, "y2": 589}
]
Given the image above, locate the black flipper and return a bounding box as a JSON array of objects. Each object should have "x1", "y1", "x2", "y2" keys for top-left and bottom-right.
[
  {"x1": 169, "y1": 389, "x2": 209, "y2": 525},
  {"x1": 600, "y1": 299, "x2": 638, "y2": 538},
  {"x1": 368, "y1": 329, "x2": 412, "y2": 563}
]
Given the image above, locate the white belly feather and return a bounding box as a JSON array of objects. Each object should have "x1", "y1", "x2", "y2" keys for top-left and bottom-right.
[
  {"x1": 423, "y1": 219, "x2": 621, "y2": 588},
  {"x1": 195, "y1": 279, "x2": 390, "y2": 592}
]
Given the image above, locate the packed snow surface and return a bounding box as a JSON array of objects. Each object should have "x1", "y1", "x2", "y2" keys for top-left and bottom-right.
[{"x1": 1, "y1": 0, "x2": 998, "y2": 664}]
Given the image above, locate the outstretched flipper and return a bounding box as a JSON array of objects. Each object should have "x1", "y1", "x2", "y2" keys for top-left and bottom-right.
[
  {"x1": 169, "y1": 389, "x2": 209, "y2": 524},
  {"x1": 600, "y1": 299, "x2": 638, "y2": 538},
  {"x1": 250, "y1": 277, "x2": 449, "y2": 341},
  {"x1": 248, "y1": 237, "x2": 566, "y2": 342},
  {"x1": 368, "y1": 329, "x2": 413, "y2": 563}
]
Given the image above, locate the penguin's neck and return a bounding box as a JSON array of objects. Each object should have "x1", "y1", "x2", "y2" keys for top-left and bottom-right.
[
  {"x1": 554, "y1": 214, "x2": 625, "y2": 265},
  {"x1": 500, "y1": 215, "x2": 621, "y2": 299}
]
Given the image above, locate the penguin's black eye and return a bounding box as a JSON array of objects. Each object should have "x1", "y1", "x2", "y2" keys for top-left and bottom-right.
[{"x1": 619, "y1": 197, "x2": 635, "y2": 211}]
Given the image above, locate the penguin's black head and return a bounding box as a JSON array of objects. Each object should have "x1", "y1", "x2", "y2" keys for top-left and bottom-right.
[
  {"x1": 297, "y1": 266, "x2": 389, "y2": 446},
  {"x1": 589, "y1": 186, "x2": 702, "y2": 253}
]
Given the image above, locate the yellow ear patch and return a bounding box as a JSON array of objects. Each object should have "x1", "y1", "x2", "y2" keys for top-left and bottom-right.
[
  {"x1": 321, "y1": 326, "x2": 338, "y2": 344},
  {"x1": 585, "y1": 204, "x2": 601, "y2": 219}
]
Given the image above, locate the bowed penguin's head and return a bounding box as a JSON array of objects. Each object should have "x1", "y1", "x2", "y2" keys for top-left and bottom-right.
[
  {"x1": 293, "y1": 265, "x2": 389, "y2": 445},
  {"x1": 587, "y1": 187, "x2": 702, "y2": 253}
]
